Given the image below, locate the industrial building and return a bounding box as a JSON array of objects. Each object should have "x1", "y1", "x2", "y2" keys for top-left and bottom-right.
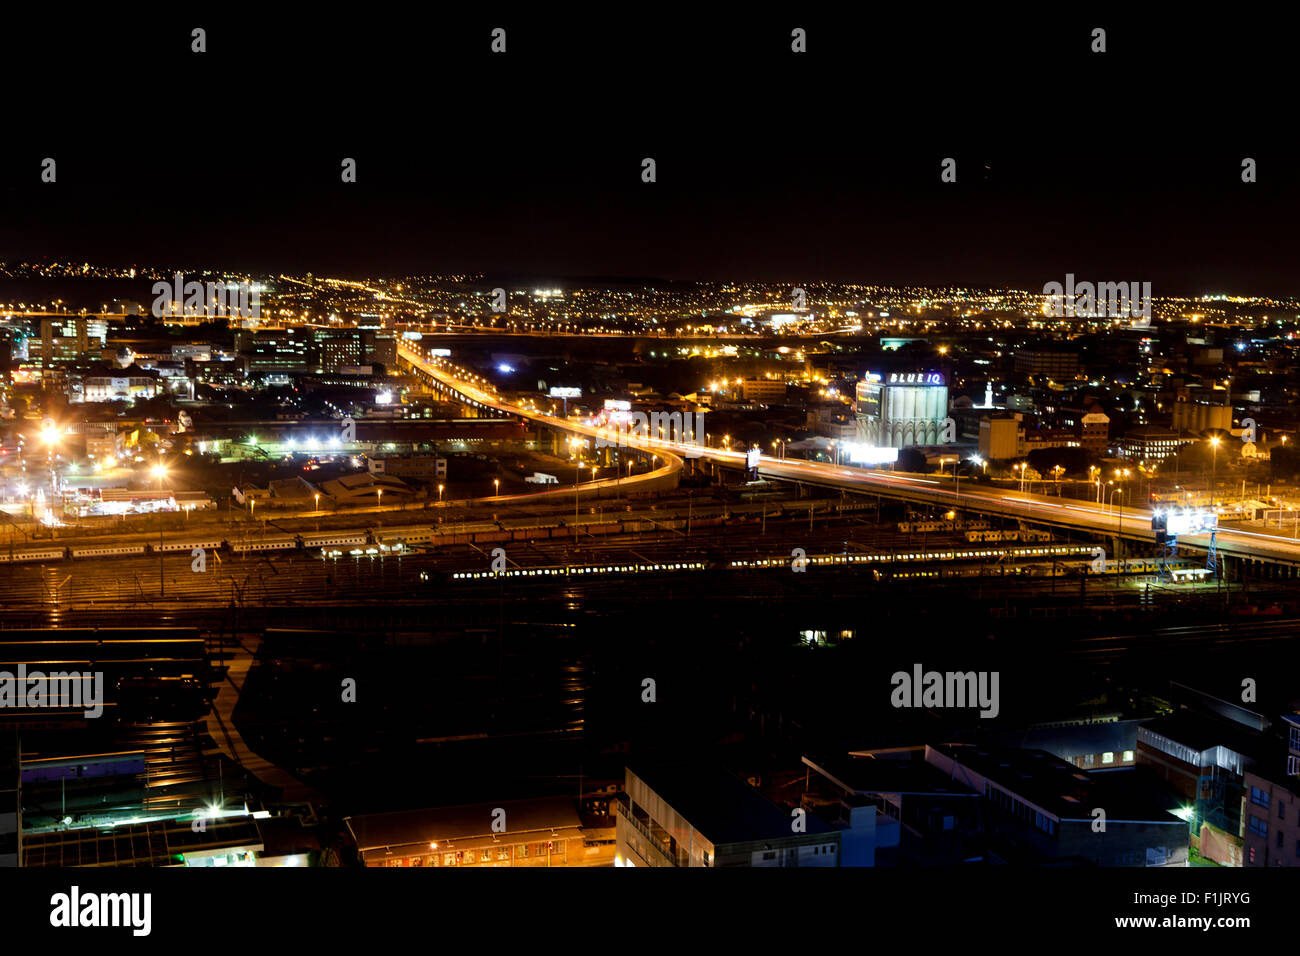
[
  {"x1": 855, "y1": 371, "x2": 950, "y2": 449},
  {"x1": 345, "y1": 796, "x2": 615, "y2": 867},
  {"x1": 615, "y1": 761, "x2": 839, "y2": 867}
]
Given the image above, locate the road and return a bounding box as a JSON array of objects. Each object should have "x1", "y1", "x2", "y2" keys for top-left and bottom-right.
[{"x1": 398, "y1": 342, "x2": 1300, "y2": 567}]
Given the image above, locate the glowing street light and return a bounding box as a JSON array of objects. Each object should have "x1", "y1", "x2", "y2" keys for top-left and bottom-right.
[
  {"x1": 1209, "y1": 435, "x2": 1221, "y2": 507},
  {"x1": 38, "y1": 420, "x2": 60, "y2": 498},
  {"x1": 574, "y1": 461, "x2": 586, "y2": 522},
  {"x1": 154, "y1": 459, "x2": 168, "y2": 598},
  {"x1": 1110, "y1": 486, "x2": 1127, "y2": 561}
]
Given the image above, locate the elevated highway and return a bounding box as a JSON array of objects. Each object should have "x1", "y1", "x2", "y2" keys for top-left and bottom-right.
[{"x1": 398, "y1": 343, "x2": 1300, "y2": 571}]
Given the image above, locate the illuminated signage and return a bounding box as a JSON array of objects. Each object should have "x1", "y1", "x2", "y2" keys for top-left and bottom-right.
[
  {"x1": 603, "y1": 399, "x2": 632, "y2": 411},
  {"x1": 845, "y1": 444, "x2": 900, "y2": 465},
  {"x1": 549, "y1": 387, "x2": 581, "y2": 398},
  {"x1": 888, "y1": 372, "x2": 945, "y2": 386},
  {"x1": 856, "y1": 380, "x2": 883, "y2": 418},
  {"x1": 746, "y1": 446, "x2": 761, "y2": 470},
  {"x1": 1159, "y1": 509, "x2": 1218, "y2": 536}
]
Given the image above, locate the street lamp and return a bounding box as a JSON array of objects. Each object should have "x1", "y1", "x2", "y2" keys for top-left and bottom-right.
[
  {"x1": 1110, "y1": 487, "x2": 1125, "y2": 563},
  {"x1": 438, "y1": 483, "x2": 444, "y2": 503},
  {"x1": 314, "y1": 492, "x2": 320, "y2": 532},
  {"x1": 574, "y1": 461, "x2": 584, "y2": 522},
  {"x1": 40, "y1": 421, "x2": 59, "y2": 499},
  {"x1": 153, "y1": 460, "x2": 168, "y2": 598},
  {"x1": 493, "y1": 478, "x2": 499, "y2": 497},
  {"x1": 1209, "y1": 436, "x2": 1221, "y2": 509}
]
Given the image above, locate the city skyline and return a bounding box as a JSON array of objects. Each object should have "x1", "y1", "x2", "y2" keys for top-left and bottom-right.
[{"x1": 0, "y1": 6, "x2": 1293, "y2": 939}]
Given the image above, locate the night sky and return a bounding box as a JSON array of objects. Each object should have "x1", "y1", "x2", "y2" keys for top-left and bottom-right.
[{"x1": 3, "y1": 10, "x2": 1298, "y2": 294}]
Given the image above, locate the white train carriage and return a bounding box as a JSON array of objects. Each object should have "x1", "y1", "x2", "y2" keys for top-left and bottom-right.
[
  {"x1": 154, "y1": 539, "x2": 225, "y2": 553},
  {"x1": 229, "y1": 536, "x2": 299, "y2": 553},
  {"x1": 300, "y1": 532, "x2": 369, "y2": 549},
  {"x1": 0, "y1": 548, "x2": 68, "y2": 563},
  {"x1": 71, "y1": 544, "x2": 148, "y2": 558}
]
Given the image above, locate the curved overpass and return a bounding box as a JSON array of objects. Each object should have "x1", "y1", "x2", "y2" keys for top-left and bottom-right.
[
  {"x1": 400, "y1": 343, "x2": 683, "y2": 501},
  {"x1": 398, "y1": 343, "x2": 1300, "y2": 567}
]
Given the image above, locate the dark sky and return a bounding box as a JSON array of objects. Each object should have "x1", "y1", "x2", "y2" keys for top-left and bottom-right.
[{"x1": 4, "y1": 9, "x2": 1299, "y2": 295}]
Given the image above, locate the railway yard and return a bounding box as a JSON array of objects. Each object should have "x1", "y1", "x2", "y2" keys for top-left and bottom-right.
[{"x1": 0, "y1": 486, "x2": 1247, "y2": 626}]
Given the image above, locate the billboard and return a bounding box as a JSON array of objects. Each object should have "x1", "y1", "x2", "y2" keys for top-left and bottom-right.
[
  {"x1": 1162, "y1": 509, "x2": 1218, "y2": 536},
  {"x1": 855, "y1": 380, "x2": 882, "y2": 419},
  {"x1": 845, "y1": 444, "x2": 900, "y2": 465},
  {"x1": 549, "y1": 387, "x2": 581, "y2": 398}
]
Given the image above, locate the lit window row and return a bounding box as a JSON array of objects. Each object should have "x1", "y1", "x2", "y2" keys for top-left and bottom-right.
[{"x1": 453, "y1": 562, "x2": 707, "y2": 580}]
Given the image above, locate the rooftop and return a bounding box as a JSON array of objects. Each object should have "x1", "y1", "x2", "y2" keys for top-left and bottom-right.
[
  {"x1": 932, "y1": 743, "x2": 1184, "y2": 823},
  {"x1": 805, "y1": 750, "x2": 981, "y2": 798},
  {"x1": 626, "y1": 761, "x2": 833, "y2": 845}
]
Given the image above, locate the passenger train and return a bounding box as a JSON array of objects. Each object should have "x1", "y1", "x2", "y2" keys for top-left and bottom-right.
[{"x1": 0, "y1": 514, "x2": 731, "y2": 564}]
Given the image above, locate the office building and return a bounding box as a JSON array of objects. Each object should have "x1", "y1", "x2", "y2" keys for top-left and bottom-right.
[
  {"x1": 1013, "y1": 349, "x2": 1079, "y2": 379},
  {"x1": 1116, "y1": 425, "x2": 1190, "y2": 463}
]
